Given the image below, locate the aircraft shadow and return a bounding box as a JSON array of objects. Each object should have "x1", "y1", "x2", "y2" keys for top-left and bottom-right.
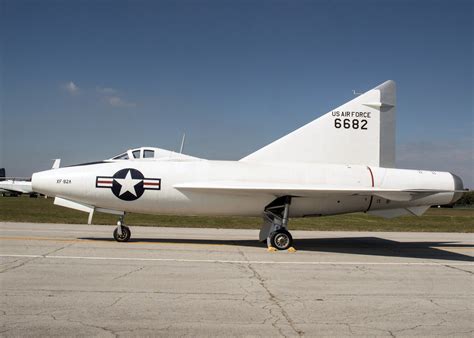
[{"x1": 81, "y1": 236, "x2": 474, "y2": 262}]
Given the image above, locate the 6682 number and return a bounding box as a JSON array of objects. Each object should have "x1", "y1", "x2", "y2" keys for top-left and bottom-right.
[{"x1": 334, "y1": 118, "x2": 367, "y2": 130}]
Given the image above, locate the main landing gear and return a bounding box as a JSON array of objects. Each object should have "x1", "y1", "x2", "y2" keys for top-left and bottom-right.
[
  {"x1": 111, "y1": 203, "x2": 295, "y2": 251},
  {"x1": 260, "y1": 196, "x2": 295, "y2": 251},
  {"x1": 113, "y1": 214, "x2": 131, "y2": 242},
  {"x1": 269, "y1": 229, "x2": 293, "y2": 251}
]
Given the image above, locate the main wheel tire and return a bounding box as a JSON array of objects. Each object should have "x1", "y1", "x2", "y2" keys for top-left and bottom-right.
[
  {"x1": 113, "y1": 226, "x2": 131, "y2": 242},
  {"x1": 270, "y1": 229, "x2": 293, "y2": 250}
]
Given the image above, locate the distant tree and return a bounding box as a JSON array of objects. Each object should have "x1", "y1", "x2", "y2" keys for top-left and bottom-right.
[{"x1": 456, "y1": 191, "x2": 474, "y2": 206}]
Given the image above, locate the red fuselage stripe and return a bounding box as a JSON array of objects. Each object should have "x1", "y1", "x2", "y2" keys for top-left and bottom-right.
[
  {"x1": 365, "y1": 166, "x2": 375, "y2": 212},
  {"x1": 367, "y1": 166, "x2": 374, "y2": 187},
  {"x1": 97, "y1": 180, "x2": 113, "y2": 184}
]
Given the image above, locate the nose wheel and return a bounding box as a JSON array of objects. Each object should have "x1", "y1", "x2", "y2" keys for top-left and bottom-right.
[
  {"x1": 113, "y1": 226, "x2": 131, "y2": 242},
  {"x1": 113, "y1": 216, "x2": 131, "y2": 242}
]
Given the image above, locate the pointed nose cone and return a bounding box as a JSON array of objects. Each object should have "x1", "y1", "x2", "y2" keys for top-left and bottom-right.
[
  {"x1": 32, "y1": 170, "x2": 58, "y2": 197},
  {"x1": 450, "y1": 173, "x2": 464, "y2": 204}
]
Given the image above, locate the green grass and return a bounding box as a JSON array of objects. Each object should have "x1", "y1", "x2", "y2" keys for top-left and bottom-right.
[{"x1": 1, "y1": 196, "x2": 473, "y2": 232}]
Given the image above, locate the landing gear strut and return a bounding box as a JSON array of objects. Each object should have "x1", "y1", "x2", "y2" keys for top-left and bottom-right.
[
  {"x1": 113, "y1": 214, "x2": 131, "y2": 242},
  {"x1": 260, "y1": 196, "x2": 294, "y2": 251}
]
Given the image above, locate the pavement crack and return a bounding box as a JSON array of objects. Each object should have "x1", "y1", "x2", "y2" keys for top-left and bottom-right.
[
  {"x1": 245, "y1": 260, "x2": 304, "y2": 337},
  {"x1": 42, "y1": 243, "x2": 73, "y2": 257},
  {"x1": 0, "y1": 257, "x2": 37, "y2": 274},
  {"x1": 64, "y1": 318, "x2": 118, "y2": 337},
  {"x1": 341, "y1": 322, "x2": 355, "y2": 335},
  {"x1": 0, "y1": 258, "x2": 20, "y2": 267},
  {"x1": 443, "y1": 264, "x2": 474, "y2": 275},
  {"x1": 429, "y1": 298, "x2": 445, "y2": 309},
  {"x1": 113, "y1": 266, "x2": 145, "y2": 280},
  {"x1": 0, "y1": 243, "x2": 74, "y2": 274},
  {"x1": 105, "y1": 296, "x2": 124, "y2": 308},
  {"x1": 392, "y1": 324, "x2": 422, "y2": 335}
]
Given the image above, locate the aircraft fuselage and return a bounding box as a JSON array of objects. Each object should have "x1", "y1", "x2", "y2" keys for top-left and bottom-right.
[{"x1": 32, "y1": 160, "x2": 461, "y2": 218}]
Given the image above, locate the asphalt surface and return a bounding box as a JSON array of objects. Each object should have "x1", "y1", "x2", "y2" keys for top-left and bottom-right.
[{"x1": 0, "y1": 222, "x2": 473, "y2": 337}]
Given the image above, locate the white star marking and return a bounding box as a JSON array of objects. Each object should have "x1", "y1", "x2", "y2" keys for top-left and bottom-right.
[{"x1": 114, "y1": 170, "x2": 142, "y2": 197}]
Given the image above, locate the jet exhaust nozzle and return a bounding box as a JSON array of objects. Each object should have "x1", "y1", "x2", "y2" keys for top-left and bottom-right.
[{"x1": 450, "y1": 173, "x2": 464, "y2": 204}]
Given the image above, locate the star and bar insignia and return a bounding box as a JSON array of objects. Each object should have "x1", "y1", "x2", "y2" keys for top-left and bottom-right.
[{"x1": 96, "y1": 168, "x2": 161, "y2": 201}]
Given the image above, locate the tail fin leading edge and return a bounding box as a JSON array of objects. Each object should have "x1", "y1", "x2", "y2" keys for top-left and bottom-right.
[{"x1": 241, "y1": 80, "x2": 396, "y2": 168}]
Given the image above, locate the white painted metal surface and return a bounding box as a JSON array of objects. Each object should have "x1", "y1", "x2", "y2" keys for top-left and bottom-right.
[
  {"x1": 30, "y1": 80, "x2": 465, "y2": 244},
  {"x1": 0, "y1": 179, "x2": 34, "y2": 194},
  {"x1": 241, "y1": 80, "x2": 396, "y2": 168},
  {"x1": 32, "y1": 160, "x2": 460, "y2": 217}
]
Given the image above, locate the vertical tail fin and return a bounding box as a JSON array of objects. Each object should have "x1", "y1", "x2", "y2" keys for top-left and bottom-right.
[
  {"x1": 240, "y1": 80, "x2": 396, "y2": 168},
  {"x1": 0, "y1": 168, "x2": 5, "y2": 181}
]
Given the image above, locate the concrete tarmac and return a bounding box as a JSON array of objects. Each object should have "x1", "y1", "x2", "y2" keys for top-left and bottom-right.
[{"x1": 0, "y1": 222, "x2": 473, "y2": 337}]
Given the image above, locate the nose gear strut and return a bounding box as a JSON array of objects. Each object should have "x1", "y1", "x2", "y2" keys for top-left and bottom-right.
[{"x1": 113, "y1": 214, "x2": 131, "y2": 242}]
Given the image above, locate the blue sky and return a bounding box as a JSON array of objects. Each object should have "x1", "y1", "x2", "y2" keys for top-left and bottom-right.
[{"x1": 1, "y1": 0, "x2": 473, "y2": 186}]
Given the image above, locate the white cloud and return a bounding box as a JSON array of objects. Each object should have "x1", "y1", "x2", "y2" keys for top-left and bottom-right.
[
  {"x1": 106, "y1": 96, "x2": 136, "y2": 107},
  {"x1": 62, "y1": 81, "x2": 80, "y2": 94},
  {"x1": 61, "y1": 82, "x2": 136, "y2": 107},
  {"x1": 96, "y1": 86, "x2": 117, "y2": 94}
]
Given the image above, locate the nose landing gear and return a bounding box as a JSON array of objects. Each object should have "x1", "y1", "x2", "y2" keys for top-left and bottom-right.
[{"x1": 113, "y1": 215, "x2": 131, "y2": 242}]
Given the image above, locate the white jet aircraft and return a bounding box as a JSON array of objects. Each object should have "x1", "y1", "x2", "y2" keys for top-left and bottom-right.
[
  {"x1": 31, "y1": 81, "x2": 465, "y2": 250},
  {"x1": 0, "y1": 169, "x2": 35, "y2": 196}
]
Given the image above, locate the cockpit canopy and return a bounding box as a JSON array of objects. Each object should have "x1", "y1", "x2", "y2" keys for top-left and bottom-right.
[{"x1": 109, "y1": 147, "x2": 201, "y2": 161}]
